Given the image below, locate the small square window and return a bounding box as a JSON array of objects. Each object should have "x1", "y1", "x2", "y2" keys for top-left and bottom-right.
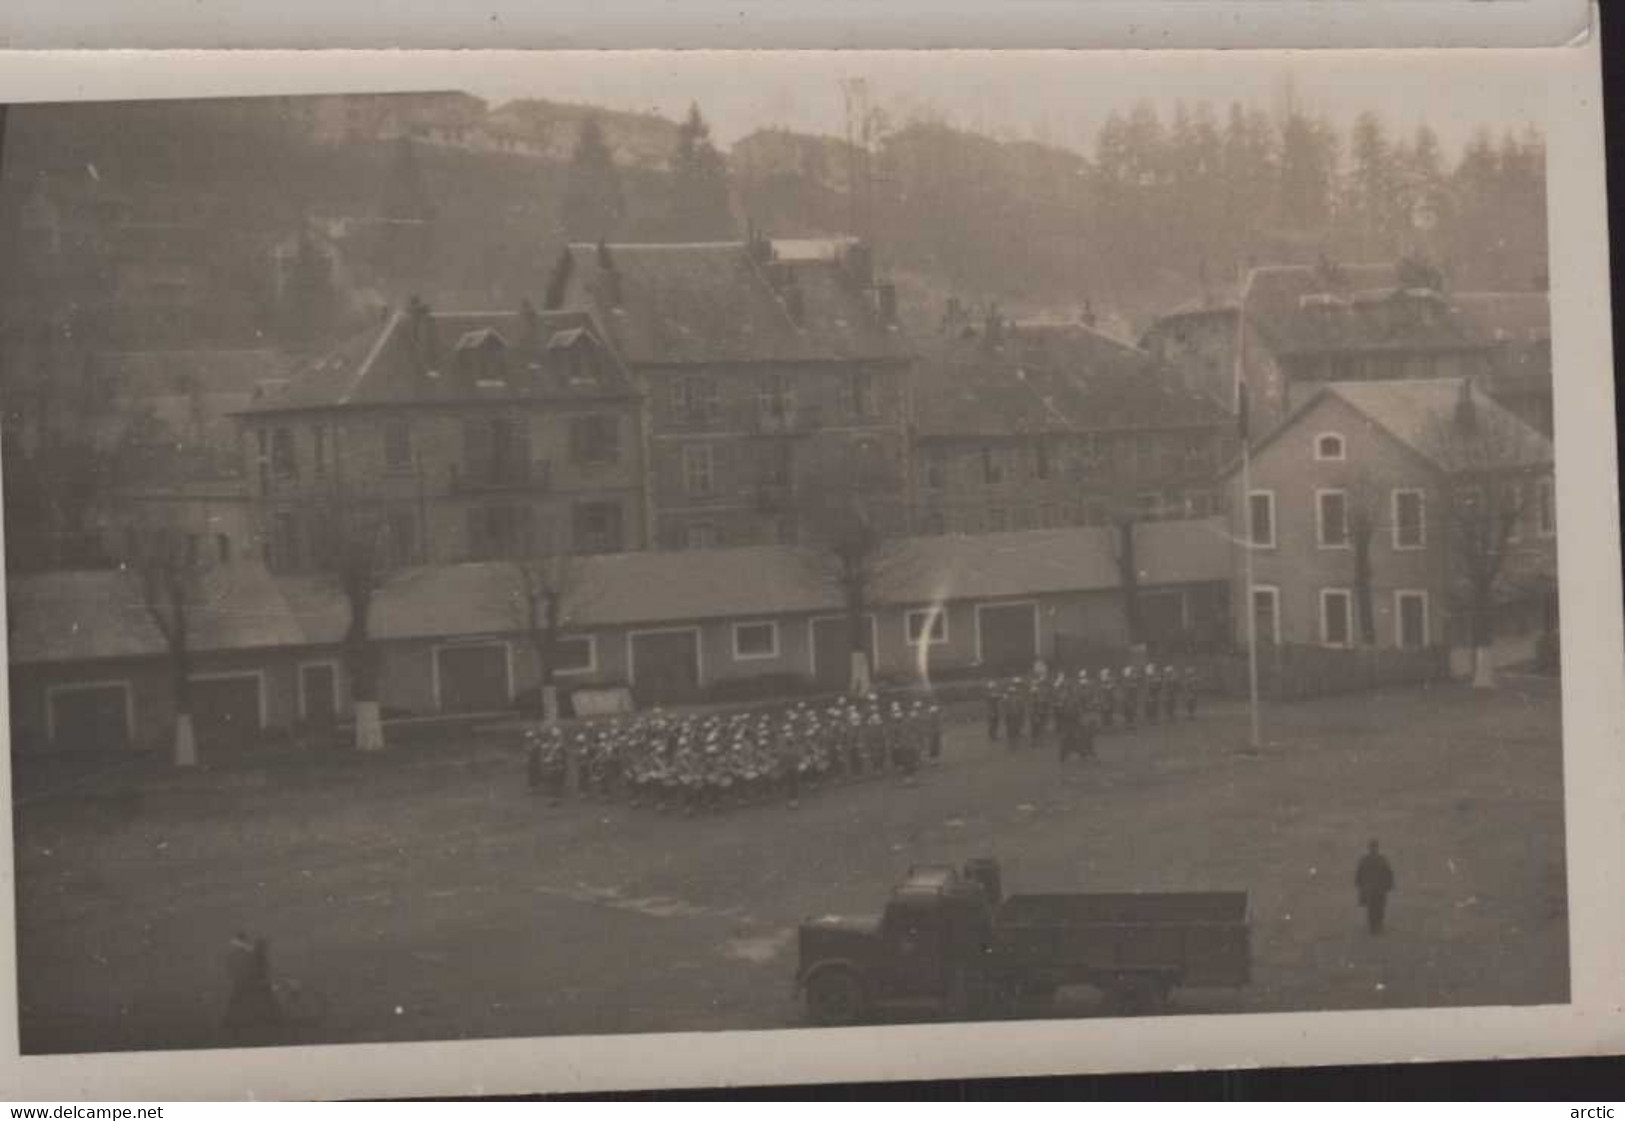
[
  {"x1": 552, "y1": 636, "x2": 595, "y2": 674},
  {"x1": 906, "y1": 608, "x2": 948, "y2": 645},
  {"x1": 733, "y1": 621, "x2": 779, "y2": 660},
  {"x1": 1315, "y1": 433, "x2": 1346, "y2": 461}
]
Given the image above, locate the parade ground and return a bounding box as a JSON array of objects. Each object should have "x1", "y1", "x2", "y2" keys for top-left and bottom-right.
[{"x1": 13, "y1": 677, "x2": 1567, "y2": 1053}]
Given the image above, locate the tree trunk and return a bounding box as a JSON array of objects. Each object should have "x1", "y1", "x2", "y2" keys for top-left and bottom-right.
[
  {"x1": 1353, "y1": 533, "x2": 1376, "y2": 646},
  {"x1": 1116, "y1": 519, "x2": 1142, "y2": 650},
  {"x1": 172, "y1": 713, "x2": 198, "y2": 768},
  {"x1": 1470, "y1": 591, "x2": 1497, "y2": 689},
  {"x1": 848, "y1": 649, "x2": 873, "y2": 697},
  {"x1": 353, "y1": 700, "x2": 385, "y2": 751},
  {"x1": 348, "y1": 639, "x2": 385, "y2": 751}
]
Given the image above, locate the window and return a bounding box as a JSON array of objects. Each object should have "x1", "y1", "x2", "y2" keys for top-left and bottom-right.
[
  {"x1": 1316, "y1": 489, "x2": 1350, "y2": 549},
  {"x1": 682, "y1": 444, "x2": 715, "y2": 496},
  {"x1": 387, "y1": 510, "x2": 418, "y2": 566},
  {"x1": 312, "y1": 425, "x2": 328, "y2": 478},
  {"x1": 924, "y1": 447, "x2": 945, "y2": 490},
  {"x1": 1248, "y1": 490, "x2": 1276, "y2": 547},
  {"x1": 981, "y1": 446, "x2": 1005, "y2": 486},
  {"x1": 987, "y1": 507, "x2": 1008, "y2": 532},
  {"x1": 462, "y1": 417, "x2": 524, "y2": 485},
  {"x1": 570, "y1": 414, "x2": 621, "y2": 465},
  {"x1": 1137, "y1": 493, "x2": 1162, "y2": 519},
  {"x1": 684, "y1": 522, "x2": 718, "y2": 550},
  {"x1": 756, "y1": 443, "x2": 790, "y2": 488},
  {"x1": 1134, "y1": 434, "x2": 1155, "y2": 477},
  {"x1": 1395, "y1": 590, "x2": 1429, "y2": 649},
  {"x1": 842, "y1": 370, "x2": 877, "y2": 419},
  {"x1": 1251, "y1": 585, "x2": 1280, "y2": 645},
  {"x1": 271, "y1": 510, "x2": 303, "y2": 572},
  {"x1": 1320, "y1": 588, "x2": 1353, "y2": 648},
  {"x1": 1315, "y1": 433, "x2": 1345, "y2": 461},
  {"x1": 905, "y1": 607, "x2": 948, "y2": 646},
  {"x1": 552, "y1": 635, "x2": 596, "y2": 675},
  {"x1": 1537, "y1": 478, "x2": 1555, "y2": 537},
  {"x1": 1034, "y1": 441, "x2": 1051, "y2": 480},
  {"x1": 271, "y1": 426, "x2": 298, "y2": 479},
  {"x1": 1392, "y1": 489, "x2": 1425, "y2": 550},
  {"x1": 467, "y1": 503, "x2": 524, "y2": 561},
  {"x1": 573, "y1": 501, "x2": 623, "y2": 554},
  {"x1": 384, "y1": 419, "x2": 414, "y2": 471},
  {"x1": 673, "y1": 375, "x2": 719, "y2": 425},
  {"x1": 733, "y1": 621, "x2": 780, "y2": 660},
  {"x1": 756, "y1": 374, "x2": 795, "y2": 429}
]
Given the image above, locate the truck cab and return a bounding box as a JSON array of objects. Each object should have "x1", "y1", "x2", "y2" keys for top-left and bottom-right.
[{"x1": 796, "y1": 864, "x2": 995, "y2": 1025}]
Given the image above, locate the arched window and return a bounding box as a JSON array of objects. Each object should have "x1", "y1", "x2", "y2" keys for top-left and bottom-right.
[{"x1": 1314, "y1": 433, "x2": 1346, "y2": 461}]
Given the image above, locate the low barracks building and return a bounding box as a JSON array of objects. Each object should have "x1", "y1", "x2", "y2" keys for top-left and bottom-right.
[{"x1": 8, "y1": 520, "x2": 1229, "y2": 755}]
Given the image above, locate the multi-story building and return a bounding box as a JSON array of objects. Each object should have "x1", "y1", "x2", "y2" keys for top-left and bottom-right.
[
  {"x1": 543, "y1": 236, "x2": 914, "y2": 550},
  {"x1": 1142, "y1": 260, "x2": 1506, "y2": 437},
  {"x1": 236, "y1": 301, "x2": 646, "y2": 571},
  {"x1": 912, "y1": 311, "x2": 1233, "y2": 534},
  {"x1": 1226, "y1": 377, "x2": 1555, "y2": 668}
]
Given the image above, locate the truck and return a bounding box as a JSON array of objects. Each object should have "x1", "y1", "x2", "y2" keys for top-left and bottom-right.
[{"x1": 794, "y1": 858, "x2": 1250, "y2": 1024}]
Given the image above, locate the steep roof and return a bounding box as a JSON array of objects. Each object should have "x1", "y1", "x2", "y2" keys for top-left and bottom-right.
[
  {"x1": 915, "y1": 326, "x2": 1227, "y2": 437},
  {"x1": 242, "y1": 308, "x2": 634, "y2": 414},
  {"x1": 8, "y1": 521, "x2": 1230, "y2": 665},
  {"x1": 552, "y1": 241, "x2": 910, "y2": 366},
  {"x1": 1241, "y1": 263, "x2": 1491, "y2": 358},
  {"x1": 1325, "y1": 379, "x2": 1552, "y2": 472}
]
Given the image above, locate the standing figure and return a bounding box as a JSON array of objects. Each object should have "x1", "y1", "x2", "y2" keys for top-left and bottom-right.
[
  {"x1": 1097, "y1": 668, "x2": 1116, "y2": 730},
  {"x1": 1003, "y1": 679, "x2": 1028, "y2": 746},
  {"x1": 927, "y1": 702, "x2": 944, "y2": 763},
  {"x1": 984, "y1": 677, "x2": 1002, "y2": 741},
  {"x1": 525, "y1": 731, "x2": 544, "y2": 792},
  {"x1": 1143, "y1": 664, "x2": 1162, "y2": 725},
  {"x1": 1183, "y1": 665, "x2": 1200, "y2": 720},
  {"x1": 1029, "y1": 673, "x2": 1052, "y2": 742},
  {"x1": 1053, "y1": 676, "x2": 1079, "y2": 763},
  {"x1": 1120, "y1": 665, "x2": 1140, "y2": 731},
  {"x1": 1163, "y1": 664, "x2": 1180, "y2": 722},
  {"x1": 1355, "y1": 840, "x2": 1396, "y2": 934}
]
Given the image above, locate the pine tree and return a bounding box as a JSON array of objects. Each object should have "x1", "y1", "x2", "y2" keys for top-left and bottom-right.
[
  {"x1": 1276, "y1": 109, "x2": 1338, "y2": 236},
  {"x1": 1345, "y1": 110, "x2": 1397, "y2": 258},
  {"x1": 559, "y1": 116, "x2": 627, "y2": 242},
  {"x1": 667, "y1": 103, "x2": 733, "y2": 240}
]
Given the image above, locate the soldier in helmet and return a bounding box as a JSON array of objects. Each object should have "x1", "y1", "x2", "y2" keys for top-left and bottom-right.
[
  {"x1": 1163, "y1": 665, "x2": 1180, "y2": 723},
  {"x1": 1076, "y1": 670, "x2": 1099, "y2": 758},
  {"x1": 926, "y1": 700, "x2": 944, "y2": 763},
  {"x1": 1003, "y1": 677, "x2": 1028, "y2": 746},
  {"x1": 1183, "y1": 664, "x2": 1201, "y2": 719},
  {"x1": 1121, "y1": 665, "x2": 1140, "y2": 731},
  {"x1": 1053, "y1": 672, "x2": 1079, "y2": 763},
  {"x1": 1097, "y1": 667, "x2": 1116, "y2": 730},
  {"x1": 1029, "y1": 670, "x2": 1052, "y2": 743},
  {"x1": 984, "y1": 675, "x2": 1003, "y2": 742},
  {"x1": 1143, "y1": 663, "x2": 1162, "y2": 725}
]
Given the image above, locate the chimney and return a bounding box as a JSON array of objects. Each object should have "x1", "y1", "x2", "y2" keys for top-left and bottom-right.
[
  {"x1": 520, "y1": 299, "x2": 541, "y2": 350},
  {"x1": 407, "y1": 295, "x2": 438, "y2": 369},
  {"x1": 1454, "y1": 378, "x2": 1479, "y2": 437},
  {"x1": 595, "y1": 240, "x2": 623, "y2": 309}
]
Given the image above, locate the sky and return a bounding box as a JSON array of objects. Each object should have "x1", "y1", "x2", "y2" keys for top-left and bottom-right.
[{"x1": 458, "y1": 50, "x2": 1550, "y2": 157}]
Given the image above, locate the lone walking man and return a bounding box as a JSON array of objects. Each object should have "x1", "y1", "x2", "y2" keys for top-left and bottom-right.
[{"x1": 1354, "y1": 839, "x2": 1396, "y2": 934}]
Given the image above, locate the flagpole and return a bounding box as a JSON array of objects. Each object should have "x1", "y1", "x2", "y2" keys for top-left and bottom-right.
[{"x1": 1236, "y1": 267, "x2": 1263, "y2": 755}]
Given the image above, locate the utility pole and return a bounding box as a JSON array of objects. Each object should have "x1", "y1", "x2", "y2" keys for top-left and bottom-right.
[{"x1": 1235, "y1": 264, "x2": 1263, "y2": 755}]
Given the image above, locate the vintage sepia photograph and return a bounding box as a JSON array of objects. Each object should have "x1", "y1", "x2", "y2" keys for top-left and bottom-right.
[{"x1": 0, "y1": 49, "x2": 1581, "y2": 1073}]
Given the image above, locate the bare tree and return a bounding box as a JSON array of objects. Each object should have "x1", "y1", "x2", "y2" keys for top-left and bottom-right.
[
  {"x1": 310, "y1": 495, "x2": 396, "y2": 750},
  {"x1": 797, "y1": 439, "x2": 912, "y2": 695},
  {"x1": 505, "y1": 542, "x2": 587, "y2": 724},
  {"x1": 1423, "y1": 382, "x2": 1551, "y2": 688},
  {"x1": 1346, "y1": 475, "x2": 1385, "y2": 647},
  {"x1": 129, "y1": 528, "x2": 211, "y2": 766}
]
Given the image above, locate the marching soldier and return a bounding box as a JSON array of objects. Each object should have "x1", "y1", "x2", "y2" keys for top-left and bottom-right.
[
  {"x1": 1163, "y1": 664, "x2": 1180, "y2": 723},
  {"x1": 985, "y1": 676, "x2": 1003, "y2": 741},
  {"x1": 1054, "y1": 673, "x2": 1079, "y2": 763},
  {"x1": 927, "y1": 701, "x2": 944, "y2": 763},
  {"x1": 1002, "y1": 677, "x2": 1028, "y2": 746},
  {"x1": 1097, "y1": 668, "x2": 1116, "y2": 730},
  {"x1": 1183, "y1": 665, "x2": 1201, "y2": 719},
  {"x1": 1029, "y1": 672, "x2": 1052, "y2": 742},
  {"x1": 1143, "y1": 663, "x2": 1162, "y2": 725},
  {"x1": 1120, "y1": 665, "x2": 1140, "y2": 731}
]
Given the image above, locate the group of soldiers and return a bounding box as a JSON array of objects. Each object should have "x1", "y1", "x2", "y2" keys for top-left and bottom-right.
[
  {"x1": 986, "y1": 662, "x2": 1203, "y2": 761},
  {"x1": 525, "y1": 694, "x2": 945, "y2": 814}
]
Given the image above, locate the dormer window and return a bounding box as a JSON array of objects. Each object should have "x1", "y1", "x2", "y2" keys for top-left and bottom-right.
[
  {"x1": 1315, "y1": 433, "x2": 1346, "y2": 461},
  {"x1": 454, "y1": 328, "x2": 508, "y2": 385}
]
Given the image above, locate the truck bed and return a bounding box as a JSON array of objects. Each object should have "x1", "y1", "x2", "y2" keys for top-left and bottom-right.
[{"x1": 991, "y1": 891, "x2": 1251, "y2": 988}]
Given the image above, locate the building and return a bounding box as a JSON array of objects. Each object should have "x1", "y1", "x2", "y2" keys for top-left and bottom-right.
[
  {"x1": 7, "y1": 519, "x2": 1232, "y2": 753},
  {"x1": 1226, "y1": 377, "x2": 1555, "y2": 669},
  {"x1": 1452, "y1": 290, "x2": 1553, "y2": 437},
  {"x1": 235, "y1": 301, "x2": 647, "y2": 571},
  {"x1": 543, "y1": 236, "x2": 914, "y2": 550},
  {"x1": 1142, "y1": 260, "x2": 1507, "y2": 437},
  {"x1": 913, "y1": 309, "x2": 1234, "y2": 534}
]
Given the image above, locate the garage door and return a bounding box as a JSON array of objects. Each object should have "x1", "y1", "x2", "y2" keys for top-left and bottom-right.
[
  {"x1": 630, "y1": 630, "x2": 701, "y2": 706},
  {"x1": 49, "y1": 684, "x2": 131, "y2": 752},
  {"x1": 812, "y1": 616, "x2": 877, "y2": 693},
  {"x1": 437, "y1": 644, "x2": 511, "y2": 714},
  {"x1": 191, "y1": 675, "x2": 263, "y2": 750},
  {"x1": 978, "y1": 603, "x2": 1039, "y2": 672}
]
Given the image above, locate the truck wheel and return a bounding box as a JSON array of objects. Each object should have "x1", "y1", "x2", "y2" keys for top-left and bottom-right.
[{"x1": 805, "y1": 969, "x2": 865, "y2": 1026}]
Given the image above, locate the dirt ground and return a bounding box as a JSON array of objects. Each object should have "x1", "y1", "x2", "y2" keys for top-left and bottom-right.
[{"x1": 12, "y1": 676, "x2": 1567, "y2": 1054}]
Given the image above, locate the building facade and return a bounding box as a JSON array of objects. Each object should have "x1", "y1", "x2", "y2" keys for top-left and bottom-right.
[
  {"x1": 236, "y1": 303, "x2": 647, "y2": 570},
  {"x1": 914, "y1": 313, "x2": 1233, "y2": 534},
  {"x1": 1227, "y1": 378, "x2": 1555, "y2": 666},
  {"x1": 545, "y1": 236, "x2": 914, "y2": 550}
]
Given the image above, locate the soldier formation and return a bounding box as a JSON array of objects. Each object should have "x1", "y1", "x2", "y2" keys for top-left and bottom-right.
[
  {"x1": 986, "y1": 661, "x2": 1203, "y2": 759},
  {"x1": 525, "y1": 695, "x2": 944, "y2": 814}
]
